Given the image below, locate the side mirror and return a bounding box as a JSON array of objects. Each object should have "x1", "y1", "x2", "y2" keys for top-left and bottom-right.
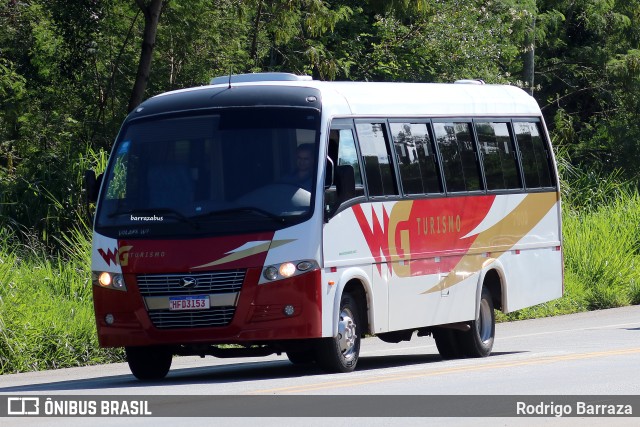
[
  {"x1": 335, "y1": 165, "x2": 356, "y2": 206},
  {"x1": 84, "y1": 170, "x2": 103, "y2": 204},
  {"x1": 324, "y1": 164, "x2": 356, "y2": 223},
  {"x1": 84, "y1": 170, "x2": 97, "y2": 203}
]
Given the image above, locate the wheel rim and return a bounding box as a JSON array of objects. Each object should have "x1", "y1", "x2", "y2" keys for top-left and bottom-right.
[
  {"x1": 476, "y1": 298, "x2": 493, "y2": 343},
  {"x1": 337, "y1": 307, "x2": 357, "y2": 360}
]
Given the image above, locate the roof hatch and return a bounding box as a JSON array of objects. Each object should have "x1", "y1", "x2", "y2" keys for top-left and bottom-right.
[{"x1": 210, "y1": 72, "x2": 313, "y2": 85}]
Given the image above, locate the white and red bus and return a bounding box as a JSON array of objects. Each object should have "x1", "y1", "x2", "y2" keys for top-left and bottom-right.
[{"x1": 87, "y1": 73, "x2": 563, "y2": 380}]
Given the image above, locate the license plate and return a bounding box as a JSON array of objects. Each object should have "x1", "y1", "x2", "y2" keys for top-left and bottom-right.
[{"x1": 169, "y1": 295, "x2": 210, "y2": 311}]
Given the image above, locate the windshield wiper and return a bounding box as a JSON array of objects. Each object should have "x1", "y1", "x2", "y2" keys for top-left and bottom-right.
[
  {"x1": 108, "y1": 208, "x2": 199, "y2": 229},
  {"x1": 191, "y1": 206, "x2": 287, "y2": 223}
]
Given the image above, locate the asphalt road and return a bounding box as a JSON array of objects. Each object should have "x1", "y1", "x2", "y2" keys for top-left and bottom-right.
[{"x1": 1, "y1": 305, "x2": 639, "y2": 426}]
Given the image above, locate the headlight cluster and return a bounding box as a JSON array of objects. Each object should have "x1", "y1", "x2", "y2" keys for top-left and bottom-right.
[
  {"x1": 92, "y1": 271, "x2": 127, "y2": 291},
  {"x1": 261, "y1": 260, "x2": 318, "y2": 283}
]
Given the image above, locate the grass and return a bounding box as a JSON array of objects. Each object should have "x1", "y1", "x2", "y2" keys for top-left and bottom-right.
[
  {"x1": 0, "y1": 226, "x2": 123, "y2": 375},
  {"x1": 563, "y1": 195, "x2": 640, "y2": 308}
]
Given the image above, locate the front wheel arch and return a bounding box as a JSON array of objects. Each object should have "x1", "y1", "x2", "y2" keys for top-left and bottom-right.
[{"x1": 330, "y1": 272, "x2": 372, "y2": 337}]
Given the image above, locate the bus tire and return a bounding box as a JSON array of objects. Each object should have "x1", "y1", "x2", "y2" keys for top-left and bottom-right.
[
  {"x1": 315, "y1": 293, "x2": 361, "y2": 373},
  {"x1": 125, "y1": 346, "x2": 172, "y2": 380},
  {"x1": 459, "y1": 286, "x2": 495, "y2": 357},
  {"x1": 433, "y1": 328, "x2": 463, "y2": 359},
  {"x1": 286, "y1": 349, "x2": 316, "y2": 365}
]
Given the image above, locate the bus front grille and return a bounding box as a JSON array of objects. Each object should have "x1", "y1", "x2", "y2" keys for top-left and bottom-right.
[
  {"x1": 147, "y1": 307, "x2": 236, "y2": 329},
  {"x1": 136, "y1": 269, "x2": 245, "y2": 296},
  {"x1": 136, "y1": 269, "x2": 245, "y2": 329}
]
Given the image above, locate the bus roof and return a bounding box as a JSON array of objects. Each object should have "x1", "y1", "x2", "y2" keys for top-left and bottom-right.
[
  {"x1": 312, "y1": 80, "x2": 540, "y2": 117},
  {"x1": 140, "y1": 75, "x2": 541, "y2": 120}
]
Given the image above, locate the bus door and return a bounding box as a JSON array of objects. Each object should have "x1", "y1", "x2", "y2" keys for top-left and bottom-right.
[{"x1": 322, "y1": 120, "x2": 391, "y2": 334}]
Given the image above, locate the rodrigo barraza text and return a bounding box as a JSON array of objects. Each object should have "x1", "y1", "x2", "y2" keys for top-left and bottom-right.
[{"x1": 516, "y1": 401, "x2": 632, "y2": 417}]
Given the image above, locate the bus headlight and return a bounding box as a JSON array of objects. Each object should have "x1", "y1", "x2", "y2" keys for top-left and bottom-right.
[
  {"x1": 93, "y1": 271, "x2": 127, "y2": 291},
  {"x1": 278, "y1": 262, "x2": 296, "y2": 278},
  {"x1": 112, "y1": 274, "x2": 126, "y2": 289},
  {"x1": 263, "y1": 266, "x2": 279, "y2": 281},
  {"x1": 98, "y1": 272, "x2": 112, "y2": 287},
  {"x1": 296, "y1": 261, "x2": 313, "y2": 271},
  {"x1": 260, "y1": 260, "x2": 319, "y2": 284}
]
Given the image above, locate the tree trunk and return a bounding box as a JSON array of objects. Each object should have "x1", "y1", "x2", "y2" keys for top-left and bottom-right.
[
  {"x1": 523, "y1": 16, "x2": 535, "y2": 96},
  {"x1": 127, "y1": 0, "x2": 164, "y2": 113},
  {"x1": 250, "y1": 1, "x2": 264, "y2": 68}
]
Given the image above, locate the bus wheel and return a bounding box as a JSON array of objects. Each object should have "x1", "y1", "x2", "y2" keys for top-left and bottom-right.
[
  {"x1": 125, "y1": 346, "x2": 172, "y2": 380},
  {"x1": 433, "y1": 329, "x2": 463, "y2": 360},
  {"x1": 460, "y1": 286, "x2": 495, "y2": 357},
  {"x1": 315, "y1": 293, "x2": 361, "y2": 373}
]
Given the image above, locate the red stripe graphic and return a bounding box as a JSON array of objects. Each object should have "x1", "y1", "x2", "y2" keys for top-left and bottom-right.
[
  {"x1": 352, "y1": 204, "x2": 390, "y2": 275},
  {"x1": 353, "y1": 196, "x2": 496, "y2": 277}
]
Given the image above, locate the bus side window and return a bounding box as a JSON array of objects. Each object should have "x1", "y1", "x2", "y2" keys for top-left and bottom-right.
[
  {"x1": 390, "y1": 122, "x2": 442, "y2": 195},
  {"x1": 513, "y1": 122, "x2": 553, "y2": 188},
  {"x1": 476, "y1": 122, "x2": 522, "y2": 190},
  {"x1": 434, "y1": 122, "x2": 482, "y2": 193},
  {"x1": 356, "y1": 122, "x2": 397, "y2": 197}
]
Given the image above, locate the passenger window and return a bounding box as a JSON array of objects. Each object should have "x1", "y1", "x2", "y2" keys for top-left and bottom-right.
[
  {"x1": 513, "y1": 122, "x2": 553, "y2": 188},
  {"x1": 433, "y1": 122, "x2": 482, "y2": 192},
  {"x1": 476, "y1": 122, "x2": 521, "y2": 190},
  {"x1": 356, "y1": 123, "x2": 397, "y2": 197},
  {"x1": 390, "y1": 122, "x2": 442, "y2": 195}
]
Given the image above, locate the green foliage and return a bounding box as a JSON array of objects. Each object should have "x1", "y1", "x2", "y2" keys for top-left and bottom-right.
[
  {"x1": 0, "y1": 228, "x2": 123, "y2": 374},
  {"x1": 536, "y1": 0, "x2": 640, "y2": 179},
  {"x1": 0, "y1": 59, "x2": 26, "y2": 117},
  {"x1": 562, "y1": 191, "x2": 640, "y2": 309},
  {"x1": 556, "y1": 146, "x2": 634, "y2": 212},
  {"x1": 299, "y1": 0, "x2": 532, "y2": 82}
]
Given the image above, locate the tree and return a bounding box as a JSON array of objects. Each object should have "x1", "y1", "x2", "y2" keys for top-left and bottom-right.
[
  {"x1": 243, "y1": 0, "x2": 352, "y2": 77},
  {"x1": 534, "y1": 0, "x2": 640, "y2": 177},
  {"x1": 308, "y1": 0, "x2": 529, "y2": 83},
  {"x1": 152, "y1": 0, "x2": 250, "y2": 89}
]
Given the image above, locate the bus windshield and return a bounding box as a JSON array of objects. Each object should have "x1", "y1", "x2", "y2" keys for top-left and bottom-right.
[{"x1": 95, "y1": 107, "x2": 320, "y2": 237}]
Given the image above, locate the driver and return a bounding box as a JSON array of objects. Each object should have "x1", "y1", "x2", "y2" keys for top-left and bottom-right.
[{"x1": 283, "y1": 144, "x2": 314, "y2": 191}]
